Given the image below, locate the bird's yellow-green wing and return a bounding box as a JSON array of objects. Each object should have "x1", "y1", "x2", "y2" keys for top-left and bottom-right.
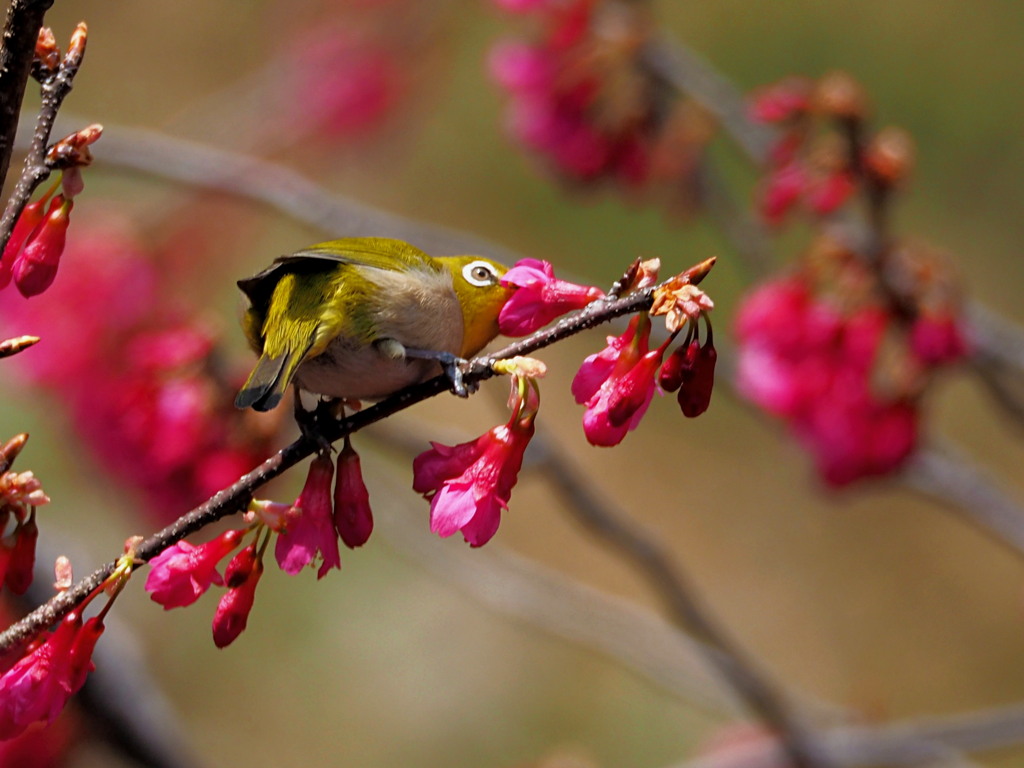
[{"x1": 235, "y1": 238, "x2": 443, "y2": 411}]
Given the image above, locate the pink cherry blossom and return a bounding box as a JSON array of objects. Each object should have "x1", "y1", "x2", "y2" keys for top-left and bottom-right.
[
  {"x1": 413, "y1": 383, "x2": 538, "y2": 547},
  {"x1": 145, "y1": 529, "x2": 243, "y2": 609},
  {"x1": 572, "y1": 314, "x2": 660, "y2": 446},
  {"x1": 275, "y1": 454, "x2": 341, "y2": 578},
  {"x1": 412, "y1": 420, "x2": 534, "y2": 547},
  {"x1": 570, "y1": 315, "x2": 641, "y2": 405},
  {"x1": 0, "y1": 611, "x2": 101, "y2": 739},
  {"x1": 499, "y1": 258, "x2": 604, "y2": 336}
]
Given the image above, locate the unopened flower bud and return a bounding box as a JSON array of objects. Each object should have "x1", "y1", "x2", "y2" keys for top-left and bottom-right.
[
  {"x1": 334, "y1": 440, "x2": 373, "y2": 549},
  {"x1": 34, "y1": 27, "x2": 59, "y2": 74},
  {"x1": 0, "y1": 434, "x2": 29, "y2": 474},
  {"x1": 677, "y1": 341, "x2": 716, "y2": 418},
  {"x1": 658, "y1": 340, "x2": 699, "y2": 393},
  {"x1": 1, "y1": 198, "x2": 48, "y2": 289},
  {"x1": 864, "y1": 127, "x2": 915, "y2": 186},
  {"x1": 12, "y1": 197, "x2": 72, "y2": 298},
  {"x1": 5, "y1": 516, "x2": 38, "y2": 595},
  {"x1": 0, "y1": 336, "x2": 40, "y2": 359},
  {"x1": 213, "y1": 545, "x2": 262, "y2": 648},
  {"x1": 63, "y1": 22, "x2": 88, "y2": 71},
  {"x1": 815, "y1": 71, "x2": 868, "y2": 121}
]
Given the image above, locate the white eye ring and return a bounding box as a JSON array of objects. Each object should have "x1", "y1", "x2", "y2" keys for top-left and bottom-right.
[{"x1": 462, "y1": 260, "x2": 499, "y2": 287}]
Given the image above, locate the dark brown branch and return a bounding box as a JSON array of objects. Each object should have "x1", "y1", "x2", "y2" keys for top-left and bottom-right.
[
  {"x1": 0, "y1": 286, "x2": 654, "y2": 653},
  {"x1": 0, "y1": 0, "x2": 53, "y2": 191}
]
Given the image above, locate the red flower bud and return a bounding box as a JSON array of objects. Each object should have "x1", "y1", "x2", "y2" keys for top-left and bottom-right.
[
  {"x1": 658, "y1": 340, "x2": 699, "y2": 393},
  {"x1": 5, "y1": 517, "x2": 38, "y2": 595},
  {"x1": 677, "y1": 342, "x2": 716, "y2": 418},
  {"x1": 0, "y1": 199, "x2": 48, "y2": 290},
  {"x1": 12, "y1": 197, "x2": 73, "y2": 298},
  {"x1": 213, "y1": 545, "x2": 262, "y2": 648},
  {"x1": 334, "y1": 440, "x2": 373, "y2": 548}
]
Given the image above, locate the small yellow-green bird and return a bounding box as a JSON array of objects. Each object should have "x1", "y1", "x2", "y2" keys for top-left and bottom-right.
[{"x1": 235, "y1": 237, "x2": 512, "y2": 412}]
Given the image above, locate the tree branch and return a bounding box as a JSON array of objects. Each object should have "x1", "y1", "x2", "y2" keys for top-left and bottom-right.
[
  {"x1": 0, "y1": 0, "x2": 53, "y2": 190},
  {"x1": 0, "y1": 19, "x2": 87, "y2": 253},
  {"x1": 533, "y1": 433, "x2": 829, "y2": 768},
  {"x1": 0, "y1": 286, "x2": 654, "y2": 653}
]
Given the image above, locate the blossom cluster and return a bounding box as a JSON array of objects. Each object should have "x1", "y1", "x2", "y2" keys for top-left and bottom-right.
[
  {"x1": 0, "y1": 536, "x2": 129, "y2": 743},
  {"x1": 750, "y1": 72, "x2": 913, "y2": 225},
  {"x1": 735, "y1": 237, "x2": 968, "y2": 485},
  {"x1": 0, "y1": 252, "x2": 717, "y2": 738},
  {"x1": 489, "y1": 0, "x2": 713, "y2": 209},
  {"x1": 500, "y1": 256, "x2": 717, "y2": 448},
  {"x1": 145, "y1": 438, "x2": 372, "y2": 647}
]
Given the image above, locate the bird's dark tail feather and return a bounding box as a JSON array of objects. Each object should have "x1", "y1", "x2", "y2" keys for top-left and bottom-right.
[{"x1": 235, "y1": 352, "x2": 290, "y2": 411}]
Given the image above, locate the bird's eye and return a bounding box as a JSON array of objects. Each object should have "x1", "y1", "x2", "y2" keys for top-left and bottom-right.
[{"x1": 463, "y1": 260, "x2": 499, "y2": 287}]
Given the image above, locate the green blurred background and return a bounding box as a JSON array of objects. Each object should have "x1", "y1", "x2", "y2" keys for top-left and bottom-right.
[{"x1": 6, "y1": 1, "x2": 1024, "y2": 766}]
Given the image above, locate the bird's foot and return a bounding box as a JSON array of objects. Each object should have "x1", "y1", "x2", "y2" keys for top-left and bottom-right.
[
  {"x1": 293, "y1": 389, "x2": 341, "y2": 452},
  {"x1": 403, "y1": 347, "x2": 472, "y2": 397}
]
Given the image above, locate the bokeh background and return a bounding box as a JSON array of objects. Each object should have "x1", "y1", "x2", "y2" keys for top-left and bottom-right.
[{"x1": 4, "y1": 1, "x2": 1024, "y2": 766}]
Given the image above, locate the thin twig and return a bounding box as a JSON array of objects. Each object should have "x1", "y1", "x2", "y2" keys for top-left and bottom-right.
[
  {"x1": 667, "y1": 701, "x2": 1024, "y2": 768},
  {"x1": 900, "y1": 441, "x2": 1024, "y2": 557},
  {"x1": 0, "y1": 20, "x2": 87, "y2": 253},
  {"x1": 532, "y1": 432, "x2": 829, "y2": 768}
]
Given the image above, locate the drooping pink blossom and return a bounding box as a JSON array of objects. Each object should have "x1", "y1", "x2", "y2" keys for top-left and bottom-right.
[
  {"x1": 275, "y1": 454, "x2": 341, "y2": 578},
  {"x1": 413, "y1": 383, "x2": 538, "y2": 547},
  {"x1": 0, "y1": 612, "x2": 96, "y2": 739},
  {"x1": 570, "y1": 315, "x2": 641, "y2": 405},
  {"x1": 572, "y1": 314, "x2": 660, "y2": 446},
  {"x1": 333, "y1": 440, "x2": 373, "y2": 549},
  {"x1": 413, "y1": 422, "x2": 534, "y2": 547},
  {"x1": 144, "y1": 529, "x2": 244, "y2": 609},
  {"x1": 213, "y1": 545, "x2": 263, "y2": 648},
  {"x1": 498, "y1": 258, "x2": 604, "y2": 336}
]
